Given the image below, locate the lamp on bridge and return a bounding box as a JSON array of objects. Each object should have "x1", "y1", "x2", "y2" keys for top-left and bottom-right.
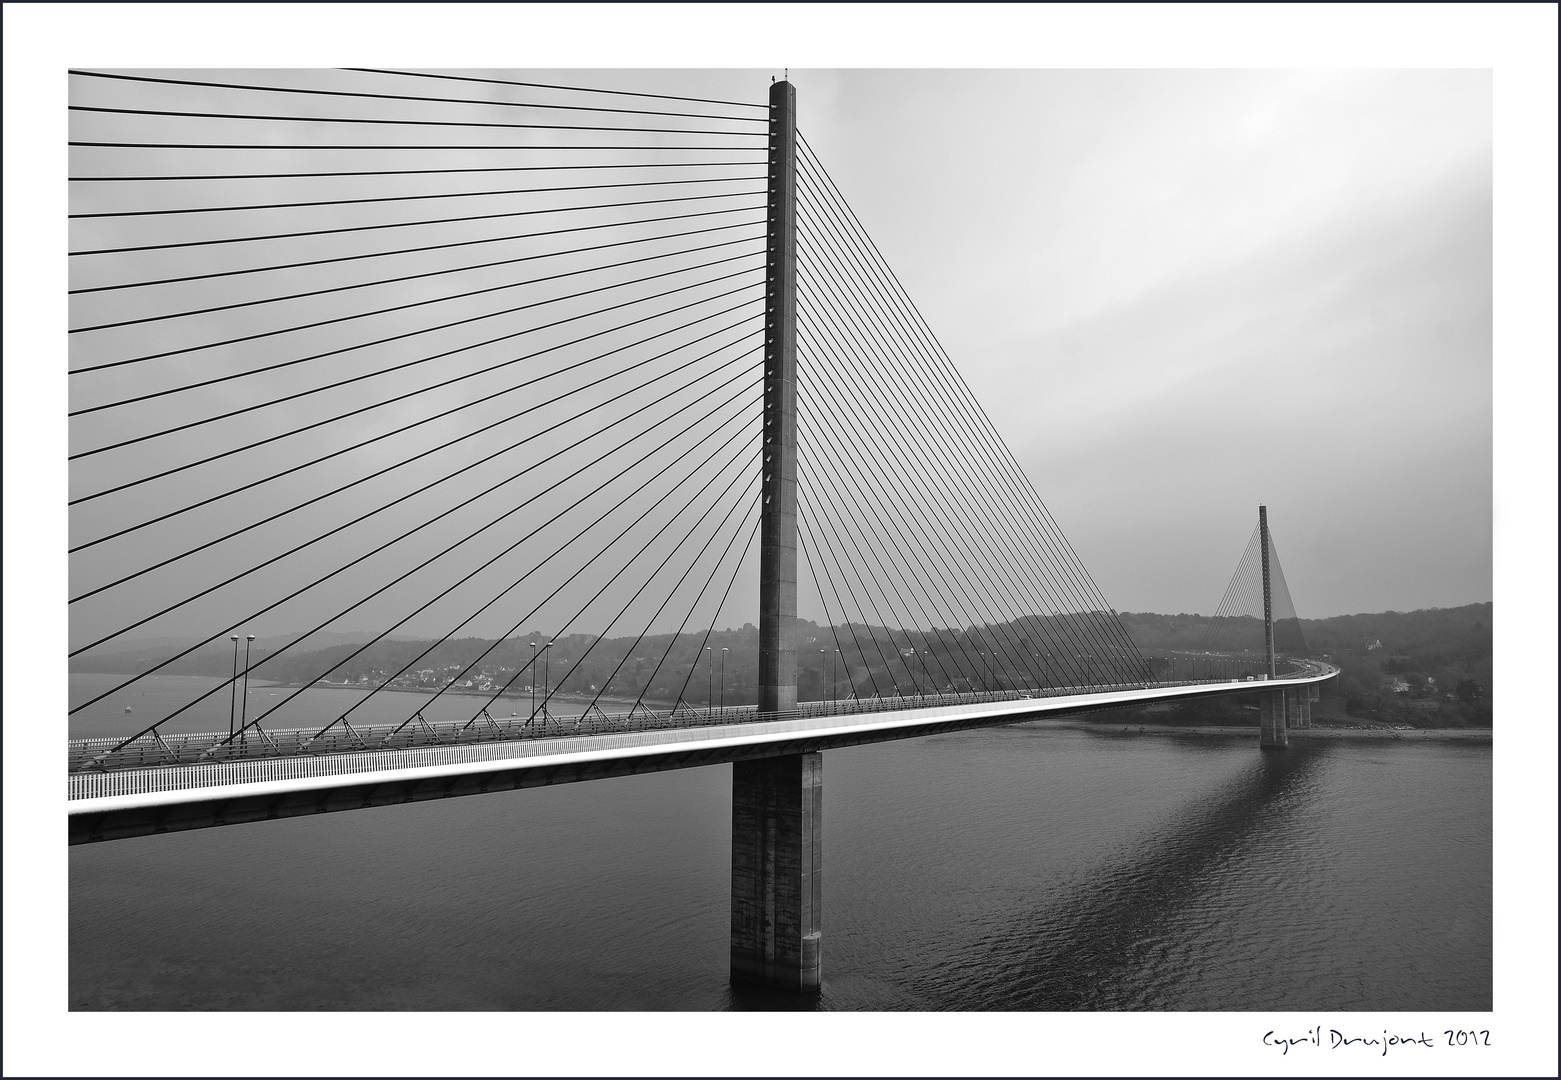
[
  {"x1": 706, "y1": 647, "x2": 713, "y2": 717},
  {"x1": 720, "y1": 647, "x2": 728, "y2": 715},
  {"x1": 529, "y1": 641, "x2": 537, "y2": 721},
  {"x1": 543, "y1": 641, "x2": 554, "y2": 720},
  {"x1": 228, "y1": 634, "x2": 240, "y2": 738},
  {"x1": 239, "y1": 634, "x2": 255, "y2": 748}
]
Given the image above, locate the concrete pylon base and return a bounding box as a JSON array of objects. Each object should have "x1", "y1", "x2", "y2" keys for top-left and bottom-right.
[
  {"x1": 1259, "y1": 690, "x2": 1288, "y2": 748},
  {"x1": 730, "y1": 752, "x2": 822, "y2": 993}
]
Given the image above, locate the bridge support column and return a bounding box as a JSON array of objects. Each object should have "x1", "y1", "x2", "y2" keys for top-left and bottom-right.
[
  {"x1": 758, "y1": 79, "x2": 798, "y2": 720},
  {"x1": 1294, "y1": 690, "x2": 1311, "y2": 729},
  {"x1": 730, "y1": 751, "x2": 822, "y2": 993},
  {"x1": 1260, "y1": 690, "x2": 1288, "y2": 748}
]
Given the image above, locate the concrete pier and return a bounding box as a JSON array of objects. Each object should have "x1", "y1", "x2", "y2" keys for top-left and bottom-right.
[
  {"x1": 730, "y1": 752, "x2": 822, "y2": 992},
  {"x1": 1260, "y1": 690, "x2": 1288, "y2": 748},
  {"x1": 1293, "y1": 689, "x2": 1312, "y2": 729}
]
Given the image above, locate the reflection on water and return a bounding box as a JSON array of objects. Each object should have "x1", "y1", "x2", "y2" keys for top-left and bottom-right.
[{"x1": 70, "y1": 705, "x2": 1490, "y2": 1012}]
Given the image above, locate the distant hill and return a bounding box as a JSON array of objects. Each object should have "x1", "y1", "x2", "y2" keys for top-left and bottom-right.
[
  {"x1": 1117, "y1": 603, "x2": 1492, "y2": 728},
  {"x1": 69, "y1": 631, "x2": 420, "y2": 675},
  {"x1": 72, "y1": 606, "x2": 1493, "y2": 728}
]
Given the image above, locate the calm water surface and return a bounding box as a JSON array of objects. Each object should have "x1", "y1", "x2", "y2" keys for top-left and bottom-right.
[{"x1": 70, "y1": 679, "x2": 1491, "y2": 1011}]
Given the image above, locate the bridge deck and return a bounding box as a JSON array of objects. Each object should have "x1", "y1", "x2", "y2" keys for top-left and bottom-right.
[{"x1": 70, "y1": 668, "x2": 1334, "y2": 829}]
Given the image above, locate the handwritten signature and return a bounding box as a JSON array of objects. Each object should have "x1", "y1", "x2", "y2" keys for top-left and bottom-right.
[{"x1": 1263, "y1": 1026, "x2": 1489, "y2": 1056}]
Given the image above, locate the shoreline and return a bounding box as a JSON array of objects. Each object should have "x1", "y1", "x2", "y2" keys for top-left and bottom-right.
[{"x1": 1052, "y1": 720, "x2": 1491, "y2": 744}]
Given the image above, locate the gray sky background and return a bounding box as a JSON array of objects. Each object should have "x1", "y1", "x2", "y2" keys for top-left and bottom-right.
[
  {"x1": 66, "y1": 66, "x2": 1492, "y2": 656},
  {"x1": 796, "y1": 68, "x2": 1491, "y2": 618}
]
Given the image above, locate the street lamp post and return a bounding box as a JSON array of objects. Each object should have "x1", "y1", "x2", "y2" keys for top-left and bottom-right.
[
  {"x1": 706, "y1": 647, "x2": 713, "y2": 717},
  {"x1": 833, "y1": 649, "x2": 840, "y2": 703},
  {"x1": 529, "y1": 641, "x2": 537, "y2": 721},
  {"x1": 544, "y1": 641, "x2": 554, "y2": 719},
  {"x1": 720, "y1": 647, "x2": 728, "y2": 715},
  {"x1": 228, "y1": 634, "x2": 240, "y2": 738},
  {"x1": 239, "y1": 634, "x2": 255, "y2": 749}
]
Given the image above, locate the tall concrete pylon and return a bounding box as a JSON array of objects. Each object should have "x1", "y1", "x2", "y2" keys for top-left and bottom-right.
[
  {"x1": 1258, "y1": 504, "x2": 1287, "y2": 749},
  {"x1": 730, "y1": 78, "x2": 822, "y2": 993}
]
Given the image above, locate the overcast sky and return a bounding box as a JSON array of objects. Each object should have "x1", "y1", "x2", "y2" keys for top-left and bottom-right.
[
  {"x1": 794, "y1": 68, "x2": 1492, "y2": 618},
  {"x1": 67, "y1": 67, "x2": 1491, "y2": 657}
]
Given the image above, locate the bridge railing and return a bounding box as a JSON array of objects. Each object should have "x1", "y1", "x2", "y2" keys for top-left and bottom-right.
[
  {"x1": 70, "y1": 667, "x2": 1329, "y2": 775},
  {"x1": 69, "y1": 684, "x2": 1140, "y2": 773}
]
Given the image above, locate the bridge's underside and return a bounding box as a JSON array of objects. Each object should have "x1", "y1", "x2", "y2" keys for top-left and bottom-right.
[{"x1": 68, "y1": 671, "x2": 1333, "y2": 845}]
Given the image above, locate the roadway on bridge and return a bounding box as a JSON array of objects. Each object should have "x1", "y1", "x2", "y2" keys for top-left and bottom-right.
[{"x1": 70, "y1": 667, "x2": 1336, "y2": 826}]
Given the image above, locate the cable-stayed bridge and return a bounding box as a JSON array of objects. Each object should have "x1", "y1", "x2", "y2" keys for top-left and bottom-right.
[{"x1": 68, "y1": 71, "x2": 1334, "y2": 992}]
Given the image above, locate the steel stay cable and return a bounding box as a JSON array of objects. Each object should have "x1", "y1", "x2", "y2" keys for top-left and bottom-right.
[
  {"x1": 792, "y1": 415, "x2": 965, "y2": 696},
  {"x1": 795, "y1": 266, "x2": 1087, "y2": 689},
  {"x1": 72, "y1": 223, "x2": 762, "y2": 338},
  {"x1": 1199, "y1": 528, "x2": 1255, "y2": 652},
  {"x1": 581, "y1": 479, "x2": 763, "y2": 718},
  {"x1": 792, "y1": 485, "x2": 905, "y2": 699},
  {"x1": 82, "y1": 365, "x2": 763, "y2": 734},
  {"x1": 71, "y1": 161, "x2": 764, "y2": 183},
  {"x1": 319, "y1": 416, "x2": 763, "y2": 733},
  {"x1": 71, "y1": 308, "x2": 762, "y2": 587},
  {"x1": 71, "y1": 344, "x2": 764, "y2": 659},
  {"x1": 1205, "y1": 527, "x2": 1255, "y2": 652},
  {"x1": 70, "y1": 173, "x2": 768, "y2": 222},
  {"x1": 795, "y1": 317, "x2": 1058, "y2": 691},
  {"x1": 794, "y1": 178, "x2": 1139, "y2": 683},
  {"x1": 663, "y1": 507, "x2": 765, "y2": 716},
  {"x1": 796, "y1": 450, "x2": 959, "y2": 699},
  {"x1": 796, "y1": 503, "x2": 885, "y2": 700},
  {"x1": 69, "y1": 187, "x2": 766, "y2": 259},
  {"x1": 70, "y1": 222, "x2": 759, "y2": 400},
  {"x1": 793, "y1": 180, "x2": 1107, "y2": 652},
  {"x1": 793, "y1": 173, "x2": 1118, "y2": 660},
  {"x1": 558, "y1": 461, "x2": 764, "y2": 721},
  {"x1": 623, "y1": 498, "x2": 765, "y2": 719},
  {"x1": 70, "y1": 232, "x2": 761, "y2": 388},
  {"x1": 69, "y1": 70, "x2": 769, "y2": 123},
  {"x1": 796, "y1": 284, "x2": 1078, "y2": 694},
  {"x1": 72, "y1": 199, "x2": 765, "y2": 341},
  {"x1": 795, "y1": 149, "x2": 1132, "y2": 652},
  {"x1": 70, "y1": 249, "x2": 763, "y2": 472},
  {"x1": 799, "y1": 415, "x2": 1013, "y2": 697},
  {"x1": 797, "y1": 150, "x2": 1146, "y2": 677},
  {"x1": 347, "y1": 67, "x2": 768, "y2": 111},
  {"x1": 73, "y1": 141, "x2": 768, "y2": 153},
  {"x1": 71, "y1": 320, "x2": 764, "y2": 609},
  {"x1": 71, "y1": 104, "x2": 769, "y2": 139},
  {"x1": 795, "y1": 524, "x2": 861, "y2": 702},
  {"x1": 443, "y1": 447, "x2": 762, "y2": 728},
  {"x1": 795, "y1": 502, "x2": 888, "y2": 700},
  {"x1": 221, "y1": 392, "x2": 765, "y2": 749},
  {"x1": 70, "y1": 288, "x2": 763, "y2": 552},
  {"x1": 69, "y1": 205, "x2": 762, "y2": 373},
  {"x1": 1205, "y1": 528, "x2": 1263, "y2": 656},
  {"x1": 795, "y1": 368, "x2": 1045, "y2": 693},
  {"x1": 796, "y1": 452, "x2": 945, "y2": 698},
  {"x1": 70, "y1": 201, "x2": 762, "y2": 297}
]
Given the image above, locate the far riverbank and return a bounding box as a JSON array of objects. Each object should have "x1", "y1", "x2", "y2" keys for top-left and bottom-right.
[{"x1": 1065, "y1": 720, "x2": 1491, "y2": 744}]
